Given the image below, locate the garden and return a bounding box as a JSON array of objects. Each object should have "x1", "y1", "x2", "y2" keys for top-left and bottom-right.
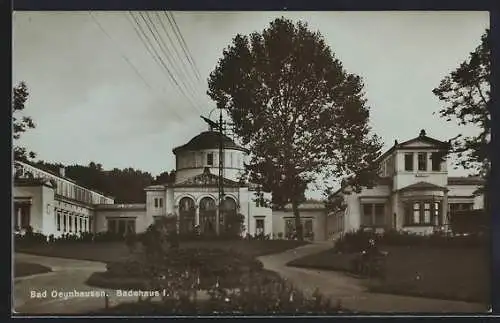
[
  {"x1": 287, "y1": 229, "x2": 490, "y2": 304},
  {"x1": 14, "y1": 221, "x2": 349, "y2": 315}
]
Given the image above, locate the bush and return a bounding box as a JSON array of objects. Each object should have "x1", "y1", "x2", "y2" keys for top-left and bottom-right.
[
  {"x1": 91, "y1": 269, "x2": 348, "y2": 315},
  {"x1": 333, "y1": 229, "x2": 489, "y2": 253},
  {"x1": 87, "y1": 248, "x2": 266, "y2": 291}
]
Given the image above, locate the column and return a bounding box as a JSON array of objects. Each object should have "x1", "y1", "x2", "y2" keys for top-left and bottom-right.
[
  {"x1": 195, "y1": 205, "x2": 200, "y2": 226},
  {"x1": 442, "y1": 191, "x2": 449, "y2": 232},
  {"x1": 17, "y1": 205, "x2": 22, "y2": 230},
  {"x1": 175, "y1": 204, "x2": 180, "y2": 234},
  {"x1": 215, "y1": 207, "x2": 220, "y2": 235}
]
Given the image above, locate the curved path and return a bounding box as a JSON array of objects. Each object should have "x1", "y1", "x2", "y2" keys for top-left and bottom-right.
[
  {"x1": 14, "y1": 243, "x2": 489, "y2": 315},
  {"x1": 257, "y1": 242, "x2": 489, "y2": 313},
  {"x1": 14, "y1": 253, "x2": 125, "y2": 315}
]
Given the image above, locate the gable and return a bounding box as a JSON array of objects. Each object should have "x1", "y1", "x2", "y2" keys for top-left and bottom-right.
[{"x1": 400, "y1": 139, "x2": 439, "y2": 148}]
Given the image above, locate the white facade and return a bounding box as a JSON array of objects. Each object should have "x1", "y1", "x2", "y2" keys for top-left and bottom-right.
[
  {"x1": 12, "y1": 131, "x2": 274, "y2": 238},
  {"x1": 13, "y1": 160, "x2": 114, "y2": 238},
  {"x1": 330, "y1": 129, "x2": 485, "y2": 236}
]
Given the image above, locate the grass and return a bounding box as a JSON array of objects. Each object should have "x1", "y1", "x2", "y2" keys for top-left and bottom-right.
[
  {"x1": 15, "y1": 239, "x2": 308, "y2": 263},
  {"x1": 15, "y1": 261, "x2": 52, "y2": 278},
  {"x1": 287, "y1": 245, "x2": 490, "y2": 304}
]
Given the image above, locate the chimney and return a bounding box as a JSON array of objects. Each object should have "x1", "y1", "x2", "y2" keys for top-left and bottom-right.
[{"x1": 59, "y1": 167, "x2": 65, "y2": 177}]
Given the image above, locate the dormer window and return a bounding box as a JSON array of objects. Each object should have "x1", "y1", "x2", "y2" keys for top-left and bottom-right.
[
  {"x1": 207, "y1": 153, "x2": 214, "y2": 166},
  {"x1": 418, "y1": 153, "x2": 427, "y2": 171},
  {"x1": 404, "y1": 153, "x2": 414, "y2": 171}
]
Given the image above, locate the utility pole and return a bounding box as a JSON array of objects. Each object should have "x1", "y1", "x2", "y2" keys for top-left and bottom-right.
[
  {"x1": 201, "y1": 111, "x2": 231, "y2": 236},
  {"x1": 217, "y1": 108, "x2": 224, "y2": 235}
]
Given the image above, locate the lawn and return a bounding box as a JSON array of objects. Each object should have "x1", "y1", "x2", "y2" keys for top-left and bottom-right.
[
  {"x1": 15, "y1": 261, "x2": 52, "y2": 278},
  {"x1": 287, "y1": 246, "x2": 490, "y2": 304},
  {"x1": 15, "y1": 239, "x2": 308, "y2": 263}
]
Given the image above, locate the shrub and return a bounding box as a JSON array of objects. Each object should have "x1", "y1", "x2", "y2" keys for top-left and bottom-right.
[
  {"x1": 92, "y1": 269, "x2": 348, "y2": 315},
  {"x1": 333, "y1": 229, "x2": 489, "y2": 253}
]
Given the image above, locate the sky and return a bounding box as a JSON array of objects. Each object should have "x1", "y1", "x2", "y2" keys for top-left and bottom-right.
[{"x1": 12, "y1": 11, "x2": 489, "y2": 199}]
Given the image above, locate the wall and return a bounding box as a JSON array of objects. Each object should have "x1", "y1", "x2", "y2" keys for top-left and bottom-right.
[
  {"x1": 393, "y1": 148, "x2": 448, "y2": 191},
  {"x1": 13, "y1": 185, "x2": 44, "y2": 233},
  {"x1": 343, "y1": 185, "x2": 392, "y2": 233},
  {"x1": 41, "y1": 185, "x2": 56, "y2": 235},
  {"x1": 145, "y1": 188, "x2": 167, "y2": 219},
  {"x1": 175, "y1": 148, "x2": 246, "y2": 183},
  {"x1": 94, "y1": 205, "x2": 148, "y2": 233},
  {"x1": 272, "y1": 208, "x2": 327, "y2": 241}
]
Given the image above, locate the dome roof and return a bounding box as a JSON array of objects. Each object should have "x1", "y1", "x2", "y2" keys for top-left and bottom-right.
[{"x1": 172, "y1": 131, "x2": 248, "y2": 154}]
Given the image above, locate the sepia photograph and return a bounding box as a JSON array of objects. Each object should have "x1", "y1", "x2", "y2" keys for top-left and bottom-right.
[{"x1": 12, "y1": 10, "x2": 491, "y2": 315}]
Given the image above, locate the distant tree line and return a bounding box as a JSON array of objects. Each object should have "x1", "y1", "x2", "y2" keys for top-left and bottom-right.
[{"x1": 33, "y1": 160, "x2": 175, "y2": 204}]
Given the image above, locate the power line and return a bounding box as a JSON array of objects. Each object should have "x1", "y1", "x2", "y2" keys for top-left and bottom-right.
[
  {"x1": 129, "y1": 11, "x2": 203, "y2": 115},
  {"x1": 137, "y1": 11, "x2": 204, "y2": 115},
  {"x1": 88, "y1": 11, "x2": 184, "y2": 123},
  {"x1": 143, "y1": 12, "x2": 203, "y2": 107},
  {"x1": 164, "y1": 11, "x2": 203, "y2": 83},
  {"x1": 154, "y1": 11, "x2": 204, "y2": 102}
]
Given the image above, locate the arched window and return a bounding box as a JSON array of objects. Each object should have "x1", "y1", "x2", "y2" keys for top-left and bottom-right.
[
  {"x1": 179, "y1": 197, "x2": 195, "y2": 234},
  {"x1": 199, "y1": 197, "x2": 216, "y2": 234},
  {"x1": 221, "y1": 197, "x2": 238, "y2": 234}
]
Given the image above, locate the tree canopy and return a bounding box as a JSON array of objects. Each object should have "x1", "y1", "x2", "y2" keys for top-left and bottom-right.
[
  {"x1": 13, "y1": 82, "x2": 36, "y2": 161},
  {"x1": 208, "y1": 17, "x2": 382, "y2": 238},
  {"x1": 433, "y1": 29, "x2": 490, "y2": 178}
]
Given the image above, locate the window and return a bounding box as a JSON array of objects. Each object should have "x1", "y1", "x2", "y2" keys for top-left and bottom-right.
[
  {"x1": 75, "y1": 217, "x2": 78, "y2": 232},
  {"x1": 20, "y1": 206, "x2": 30, "y2": 229},
  {"x1": 57, "y1": 212, "x2": 61, "y2": 231},
  {"x1": 83, "y1": 219, "x2": 87, "y2": 232},
  {"x1": 362, "y1": 203, "x2": 385, "y2": 227},
  {"x1": 255, "y1": 218, "x2": 265, "y2": 235},
  {"x1": 418, "y1": 152, "x2": 427, "y2": 171},
  {"x1": 154, "y1": 198, "x2": 163, "y2": 208},
  {"x1": 69, "y1": 216, "x2": 73, "y2": 232},
  {"x1": 404, "y1": 153, "x2": 414, "y2": 171},
  {"x1": 405, "y1": 201, "x2": 440, "y2": 226},
  {"x1": 79, "y1": 217, "x2": 83, "y2": 232},
  {"x1": 63, "y1": 214, "x2": 67, "y2": 232},
  {"x1": 207, "y1": 153, "x2": 214, "y2": 166},
  {"x1": 449, "y1": 203, "x2": 474, "y2": 213},
  {"x1": 304, "y1": 219, "x2": 313, "y2": 238},
  {"x1": 431, "y1": 152, "x2": 441, "y2": 171}
]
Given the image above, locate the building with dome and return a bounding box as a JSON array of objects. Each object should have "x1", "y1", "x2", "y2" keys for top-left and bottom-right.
[{"x1": 12, "y1": 130, "x2": 274, "y2": 238}]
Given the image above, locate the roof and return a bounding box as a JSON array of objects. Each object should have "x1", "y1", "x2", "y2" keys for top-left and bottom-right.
[
  {"x1": 398, "y1": 181, "x2": 448, "y2": 192},
  {"x1": 172, "y1": 131, "x2": 248, "y2": 154},
  {"x1": 376, "y1": 129, "x2": 449, "y2": 163},
  {"x1": 14, "y1": 178, "x2": 55, "y2": 188},
  {"x1": 277, "y1": 201, "x2": 327, "y2": 211},
  {"x1": 330, "y1": 176, "x2": 393, "y2": 197},
  {"x1": 15, "y1": 159, "x2": 113, "y2": 199},
  {"x1": 175, "y1": 168, "x2": 243, "y2": 188},
  {"x1": 448, "y1": 176, "x2": 484, "y2": 185},
  {"x1": 95, "y1": 203, "x2": 146, "y2": 210}
]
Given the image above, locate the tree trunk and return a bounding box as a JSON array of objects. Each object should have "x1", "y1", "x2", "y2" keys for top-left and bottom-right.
[{"x1": 292, "y1": 199, "x2": 303, "y2": 241}]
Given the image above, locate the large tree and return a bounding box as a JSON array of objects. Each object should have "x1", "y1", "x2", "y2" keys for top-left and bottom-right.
[
  {"x1": 208, "y1": 18, "x2": 382, "y2": 239},
  {"x1": 13, "y1": 81, "x2": 36, "y2": 161},
  {"x1": 432, "y1": 29, "x2": 490, "y2": 209}
]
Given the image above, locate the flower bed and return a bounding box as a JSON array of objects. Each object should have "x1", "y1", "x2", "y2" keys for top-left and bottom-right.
[
  {"x1": 90, "y1": 269, "x2": 347, "y2": 315},
  {"x1": 86, "y1": 248, "x2": 266, "y2": 290}
]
